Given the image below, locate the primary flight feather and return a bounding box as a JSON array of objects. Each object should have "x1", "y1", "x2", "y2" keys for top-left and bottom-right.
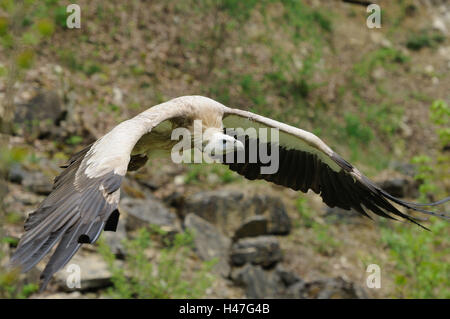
[{"x1": 9, "y1": 95, "x2": 450, "y2": 290}]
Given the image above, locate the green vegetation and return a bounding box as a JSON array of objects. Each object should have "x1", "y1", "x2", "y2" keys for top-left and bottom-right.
[
  {"x1": 295, "y1": 197, "x2": 340, "y2": 256},
  {"x1": 98, "y1": 227, "x2": 216, "y2": 298},
  {"x1": 412, "y1": 100, "x2": 450, "y2": 202},
  {"x1": 184, "y1": 163, "x2": 239, "y2": 185},
  {"x1": 311, "y1": 222, "x2": 340, "y2": 256},
  {"x1": 380, "y1": 219, "x2": 449, "y2": 298},
  {"x1": 58, "y1": 49, "x2": 104, "y2": 76},
  {"x1": 0, "y1": 238, "x2": 39, "y2": 298},
  {"x1": 335, "y1": 46, "x2": 411, "y2": 166},
  {"x1": 0, "y1": 0, "x2": 65, "y2": 132},
  {"x1": 65, "y1": 135, "x2": 83, "y2": 145},
  {"x1": 4, "y1": 211, "x2": 23, "y2": 224},
  {"x1": 342, "y1": 113, "x2": 374, "y2": 144},
  {"x1": 353, "y1": 48, "x2": 409, "y2": 78},
  {"x1": 429, "y1": 100, "x2": 450, "y2": 149},
  {"x1": 57, "y1": 49, "x2": 83, "y2": 72},
  {"x1": 295, "y1": 197, "x2": 315, "y2": 228},
  {"x1": 362, "y1": 103, "x2": 403, "y2": 137},
  {"x1": 406, "y1": 30, "x2": 445, "y2": 51},
  {"x1": 0, "y1": 0, "x2": 61, "y2": 58},
  {"x1": 175, "y1": 0, "x2": 334, "y2": 126},
  {"x1": 378, "y1": 100, "x2": 450, "y2": 298}
]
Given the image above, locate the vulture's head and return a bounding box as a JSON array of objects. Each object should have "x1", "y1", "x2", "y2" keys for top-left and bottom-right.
[
  {"x1": 181, "y1": 111, "x2": 245, "y2": 158},
  {"x1": 201, "y1": 127, "x2": 245, "y2": 158}
]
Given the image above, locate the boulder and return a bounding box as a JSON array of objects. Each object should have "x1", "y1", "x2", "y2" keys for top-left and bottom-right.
[
  {"x1": 323, "y1": 207, "x2": 367, "y2": 225},
  {"x1": 233, "y1": 215, "x2": 268, "y2": 241},
  {"x1": 230, "y1": 236, "x2": 282, "y2": 268},
  {"x1": 22, "y1": 171, "x2": 54, "y2": 196},
  {"x1": 276, "y1": 266, "x2": 303, "y2": 287},
  {"x1": 54, "y1": 254, "x2": 120, "y2": 291},
  {"x1": 287, "y1": 277, "x2": 368, "y2": 299},
  {"x1": 230, "y1": 264, "x2": 301, "y2": 298},
  {"x1": 7, "y1": 164, "x2": 26, "y2": 184},
  {"x1": 376, "y1": 177, "x2": 419, "y2": 198},
  {"x1": 231, "y1": 264, "x2": 284, "y2": 298},
  {"x1": 14, "y1": 90, "x2": 66, "y2": 140},
  {"x1": 184, "y1": 213, "x2": 231, "y2": 277},
  {"x1": 39, "y1": 291, "x2": 85, "y2": 299},
  {"x1": 231, "y1": 264, "x2": 367, "y2": 299},
  {"x1": 389, "y1": 162, "x2": 417, "y2": 178},
  {"x1": 121, "y1": 196, "x2": 179, "y2": 234},
  {"x1": 183, "y1": 190, "x2": 291, "y2": 238}
]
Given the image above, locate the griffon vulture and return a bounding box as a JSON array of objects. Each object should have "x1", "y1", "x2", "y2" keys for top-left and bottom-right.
[{"x1": 9, "y1": 95, "x2": 449, "y2": 290}]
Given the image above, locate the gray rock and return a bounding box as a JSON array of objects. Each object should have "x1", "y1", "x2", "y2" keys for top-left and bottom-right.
[
  {"x1": 183, "y1": 190, "x2": 291, "y2": 238},
  {"x1": 8, "y1": 164, "x2": 26, "y2": 184},
  {"x1": 231, "y1": 264, "x2": 366, "y2": 299},
  {"x1": 122, "y1": 197, "x2": 178, "y2": 233},
  {"x1": 230, "y1": 264, "x2": 300, "y2": 298},
  {"x1": 390, "y1": 162, "x2": 417, "y2": 177},
  {"x1": 433, "y1": 16, "x2": 448, "y2": 35},
  {"x1": 323, "y1": 207, "x2": 367, "y2": 225},
  {"x1": 285, "y1": 281, "x2": 307, "y2": 298},
  {"x1": 184, "y1": 213, "x2": 231, "y2": 277},
  {"x1": 231, "y1": 264, "x2": 283, "y2": 298},
  {"x1": 287, "y1": 277, "x2": 368, "y2": 299},
  {"x1": 275, "y1": 266, "x2": 303, "y2": 287},
  {"x1": 183, "y1": 190, "x2": 244, "y2": 230},
  {"x1": 14, "y1": 90, "x2": 66, "y2": 140},
  {"x1": 54, "y1": 254, "x2": 120, "y2": 291},
  {"x1": 230, "y1": 236, "x2": 282, "y2": 268},
  {"x1": 376, "y1": 177, "x2": 418, "y2": 198},
  {"x1": 14, "y1": 190, "x2": 43, "y2": 206},
  {"x1": 262, "y1": 196, "x2": 291, "y2": 235},
  {"x1": 22, "y1": 171, "x2": 53, "y2": 195},
  {"x1": 39, "y1": 291, "x2": 85, "y2": 299},
  {"x1": 233, "y1": 215, "x2": 268, "y2": 240}
]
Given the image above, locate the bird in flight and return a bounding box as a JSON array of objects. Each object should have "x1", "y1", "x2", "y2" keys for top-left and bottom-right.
[{"x1": 9, "y1": 95, "x2": 449, "y2": 290}]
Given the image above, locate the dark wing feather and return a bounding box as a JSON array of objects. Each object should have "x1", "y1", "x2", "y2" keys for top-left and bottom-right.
[
  {"x1": 222, "y1": 136, "x2": 449, "y2": 229},
  {"x1": 10, "y1": 145, "x2": 123, "y2": 291}
]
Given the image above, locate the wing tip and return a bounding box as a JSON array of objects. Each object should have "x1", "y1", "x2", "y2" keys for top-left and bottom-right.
[{"x1": 377, "y1": 189, "x2": 450, "y2": 220}]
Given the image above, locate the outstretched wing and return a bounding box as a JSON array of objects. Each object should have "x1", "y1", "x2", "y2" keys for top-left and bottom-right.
[
  {"x1": 9, "y1": 97, "x2": 195, "y2": 290},
  {"x1": 222, "y1": 108, "x2": 450, "y2": 228},
  {"x1": 9, "y1": 143, "x2": 124, "y2": 290}
]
